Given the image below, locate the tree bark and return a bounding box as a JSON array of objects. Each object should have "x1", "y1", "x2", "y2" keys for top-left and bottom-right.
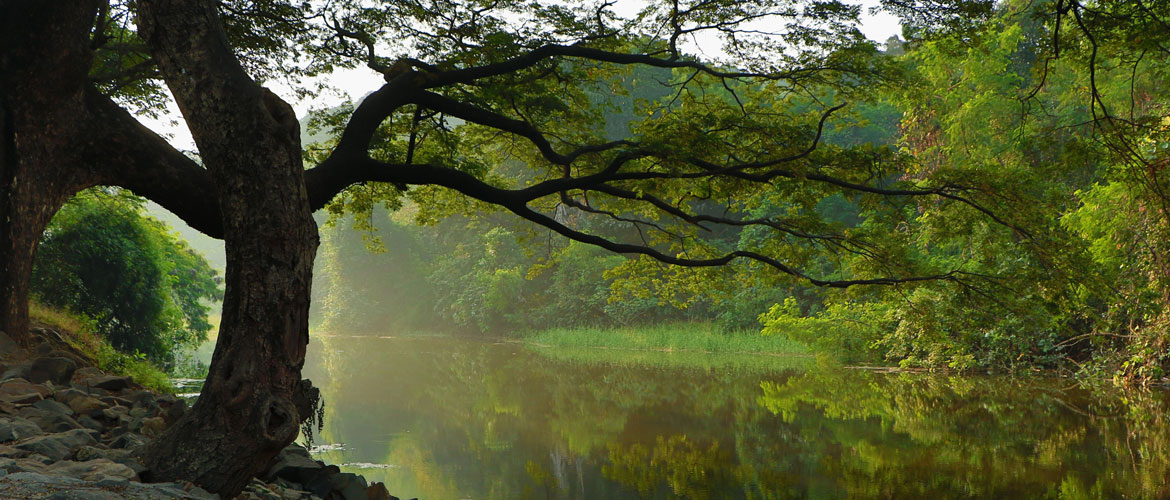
[
  {"x1": 135, "y1": 0, "x2": 319, "y2": 496},
  {"x1": 0, "y1": 0, "x2": 103, "y2": 344}
]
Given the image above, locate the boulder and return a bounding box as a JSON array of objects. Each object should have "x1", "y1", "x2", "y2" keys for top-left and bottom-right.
[
  {"x1": 28, "y1": 357, "x2": 76, "y2": 385},
  {"x1": 14, "y1": 429, "x2": 97, "y2": 461},
  {"x1": 138, "y1": 417, "x2": 166, "y2": 438},
  {"x1": 18, "y1": 407, "x2": 84, "y2": 433},
  {"x1": 265, "y1": 443, "x2": 326, "y2": 484},
  {"x1": 366, "y1": 483, "x2": 400, "y2": 500},
  {"x1": 0, "y1": 331, "x2": 19, "y2": 360},
  {"x1": 70, "y1": 396, "x2": 108, "y2": 416},
  {"x1": 46, "y1": 458, "x2": 136, "y2": 481},
  {"x1": 32, "y1": 398, "x2": 74, "y2": 417},
  {"x1": 71, "y1": 366, "x2": 106, "y2": 384},
  {"x1": 84, "y1": 375, "x2": 134, "y2": 392},
  {"x1": 0, "y1": 378, "x2": 51, "y2": 398},
  {"x1": 328, "y1": 472, "x2": 368, "y2": 500},
  {"x1": 0, "y1": 364, "x2": 28, "y2": 381},
  {"x1": 109, "y1": 432, "x2": 148, "y2": 450},
  {"x1": 0, "y1": 472, "x2": 217, "y2": 499},
  {"x1": 0, "y1": 415, "x2": 44, "y2": 442}
]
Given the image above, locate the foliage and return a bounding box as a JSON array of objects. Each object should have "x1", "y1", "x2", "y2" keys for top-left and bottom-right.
[
  {"x1": 527, "y1": 321, "x2": 809, "y2": 356},
  {"x1": 29, "y1": 301, "x2": 174, "y2": 393},
  {"x1": 31, "y1": 189, "x2": 222, "y2": 366}
]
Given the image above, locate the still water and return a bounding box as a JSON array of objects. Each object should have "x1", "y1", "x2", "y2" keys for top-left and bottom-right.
[{"x1": 300, "y1": 335, "x2": 1170, "y2": 500}]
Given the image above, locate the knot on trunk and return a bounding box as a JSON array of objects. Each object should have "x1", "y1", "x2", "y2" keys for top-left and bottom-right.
[{"x1": 260, "y1": 395, "x2": 299, "y2": 446}]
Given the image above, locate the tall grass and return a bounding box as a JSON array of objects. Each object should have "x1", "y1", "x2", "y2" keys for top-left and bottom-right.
[
  {"x1": 29, "y1": 301, "x2": 174, "y2": 393},
  {"x1": 524, "y1": 322, "x2": 810, "y2": 356}
]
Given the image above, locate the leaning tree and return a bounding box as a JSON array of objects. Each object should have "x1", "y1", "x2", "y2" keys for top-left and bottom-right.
[{"x1": 0, "y1": 0, "x2": 1023, "y2": 495}]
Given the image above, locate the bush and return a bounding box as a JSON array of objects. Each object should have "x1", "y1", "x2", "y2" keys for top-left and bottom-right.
[{"x1": 32, "y1": 189, "x2": 222, "y2": 366}]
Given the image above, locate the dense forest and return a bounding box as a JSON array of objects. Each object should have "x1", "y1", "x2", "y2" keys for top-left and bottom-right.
[{"x1": 307, "y1": 0, "x2": 1170, "y2": 382}]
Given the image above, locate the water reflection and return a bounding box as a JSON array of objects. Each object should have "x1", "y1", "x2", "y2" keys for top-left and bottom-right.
[{"x1": 302, "y1": 335, "x2": 1170, "y2": 500}]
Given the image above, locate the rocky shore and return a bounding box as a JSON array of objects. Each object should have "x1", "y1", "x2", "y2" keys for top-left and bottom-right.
[{"x1": 0, "y1": 327, "x2": 409, "y2": 500}]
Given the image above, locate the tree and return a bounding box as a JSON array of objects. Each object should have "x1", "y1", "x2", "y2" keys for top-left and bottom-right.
[
  {"x1": 32, "y1": 189, "x2": 221, "y2": 365},
  {"x1": 11, "y1": 0, "x2": 1147, "y2": 496}
]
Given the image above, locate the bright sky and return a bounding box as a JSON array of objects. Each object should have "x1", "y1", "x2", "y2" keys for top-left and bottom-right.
[{"x1": 141, "y1": 2, "x2": 901, "y2": 151}]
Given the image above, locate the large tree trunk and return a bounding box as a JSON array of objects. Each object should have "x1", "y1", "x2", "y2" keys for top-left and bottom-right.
[
  {"x1": 136, "y1": 1, "x2": 319, "y2": 496},
  {"x1": 0, "y1": 0, "x2": 102, "y2": 344}
]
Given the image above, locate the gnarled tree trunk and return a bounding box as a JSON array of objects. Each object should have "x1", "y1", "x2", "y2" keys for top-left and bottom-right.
[
  {"x1": 0, "y1": 0, "x2": 103, "y2": 344},
  {"x1": 136, "y1": 0, "x2": 319, "y2": 496}
]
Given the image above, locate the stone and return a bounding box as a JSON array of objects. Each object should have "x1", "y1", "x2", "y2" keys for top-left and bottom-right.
[
  {"x1": 0, "y1": 472, "x2": 217, "y2": 499},
  {"x1": 0, "y1": 331, "x2": 19, "y2": 360},
  {"x1": 329, "y1": 472, "x2": 368, "y2": 500},
  {"x1": 139, "y1": 416, "x2": 166, "y2": 438},
  {"x1": 0, "y1": 415, "x2": 43, "y2": 442},
  {"x1": 109, "y1": 432, "x2": 147, "y2": 450},
  {"x1": 77, "y1": 415, "x2": 105, "y2": 432},
  {"x1": 33, "y1": 342, "x2": 54, "y2": 356},
  {"x1": 366, "y1": 482, "x2": 398, "y2": 500},
  {"x1": 265, "y1": 443, "x2": 326, "y2": 483},
  {"x1": 19, "y1": 407, "x2": 84, "y2": 433},
  {"x1": 13, "y1": 428, "x2": 97, "y2": 461},
  {"x1": 0, "y1": 378, "x2": 51, "y2": 398},
  {"x1": 74, "y1": 445, "x2": 111, "y2": 462},
  {"x1": 68, "y1": 395, "x2": 107, "y2": 415},
  {"x1": 32, "y1": 398, "x2": 74, "y2": 416},
  {"x1": 0, "y1": 365, "x2": 28, "y2": 382},
  {"x1": 71, "y1": 366, "x2": 105, "y2": 384},
  {"x1": 0, "y1": 391, "x2": 43, "y2": 405},
  {"x1": 28, "y1": 356, "x2": 76, "y2": 385},
  {"x1": 47, "y1": 458, "x2": 136, "y2": 481},
  {"x1": 84, "y1": 375, "x2": 134, "y2": 392},
  {"x1": 0, "y1": 445, "x2": 24, "y2": 458}
]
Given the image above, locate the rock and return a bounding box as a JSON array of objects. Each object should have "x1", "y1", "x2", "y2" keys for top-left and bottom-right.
[
  {"x1": 14, "y1": 429, "x2": 97, "y2": 461},
  {"x1": 0, "y1": 444, "x2": 24, "y2": 458},
  {"x1": 0, "y1": 364, "x2": 29, "y2": 381},
  {"x1": 0, "y1": 331, "x2": 19, "y2": 360},
  {"x1": 33, "y1": 341, "x2": 54, "y2": 356},
  {"x1": 0, "y1": 415, "x2": 43, "y2": 442},
  {"x1": 0, "y1": 472, "x2": 217, "y2": 499},
  {"x1": 366, "y1": 482, "x2": 398, "y2": 500},
  {"x1": 265, "y1": 443, "x2": 326, "y2": 483},
  {"x1": 329, "y1": 472, "x2": 368, "y2": 500},
  {"x1": 84, "y1": 375, "x2": 134, "y2": 393},
  {"x1": 0, "y1": 378, "x2": 51, "y2": 398},
  {"x1": 46, "y1": 458, "x2": 136, "y2": 481},
  {"x1": 109, "y1": 432, "x2": 148, "y2": 450},
  {"x1": 28, "y1": 357, "x2": 76, "y2": 385},
  {"x1": 66, "y1": 395, "x2": 107, "y2": 415},
  {"x1": 32, "y1": 398, "x2": 74, "y2": 417},
  {"x1": 1, "y1": 457, "x2": 48, "y2": 474},
  {"x1": 138, "y1": 417, "x2": 166, "y2": 438},
  {"x1": 0, "y1": 391, "x2": 43, "y2": 405},
  {"x1": 128, "y1": 406, "x2": 150, "y2": 419},
  {"x1": 74, "y1": 445, "x2": 111, "y2": 462},
  {"x1": 71, "y1": 366, "x2": 105, "y2": 384},
  {"x1": 19, "y1": 407, "x2": 84, "y2": 433},
  {"x1": 76, "y1": 415, "x2": 105, "y2": 432}
]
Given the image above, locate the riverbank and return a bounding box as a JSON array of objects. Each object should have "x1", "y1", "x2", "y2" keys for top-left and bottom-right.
[
  {"x1": 0, "y1": 323, "x2": 409, "y2": 500},
  {"x1": 523, "y1": 322, "x2": 810, "y2": 356}
]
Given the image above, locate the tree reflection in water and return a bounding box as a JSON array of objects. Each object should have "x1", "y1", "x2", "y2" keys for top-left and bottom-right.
[{"x1": 305, "y1": 336, "x2": 1170, "y2": 500}]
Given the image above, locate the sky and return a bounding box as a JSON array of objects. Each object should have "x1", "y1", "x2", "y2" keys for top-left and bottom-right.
[{"x1": 139, "y1": 2, "x2": 901, "y2": 151}]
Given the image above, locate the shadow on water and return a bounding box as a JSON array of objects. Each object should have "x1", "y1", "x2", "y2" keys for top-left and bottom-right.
[{"x1": 298, "y1": 335, "x2": 1169, "y2": 500}]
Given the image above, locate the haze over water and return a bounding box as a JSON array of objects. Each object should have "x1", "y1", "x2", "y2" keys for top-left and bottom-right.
[{"x1": 302, "y1": 335, "x2": 1170, "y2": 500}]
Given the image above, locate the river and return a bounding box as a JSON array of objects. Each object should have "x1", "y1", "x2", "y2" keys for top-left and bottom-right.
[{"x1": 296, "y1": 334, "x2": 1169, "y2": 500}]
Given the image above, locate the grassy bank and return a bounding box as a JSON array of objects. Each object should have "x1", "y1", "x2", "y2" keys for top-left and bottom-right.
[
  {"x1": 524, "y1": 322, "x2": 810, "y2": 356},
  {"x1": 29, "y1": 301, "x2": 173, "y2": 392}
]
